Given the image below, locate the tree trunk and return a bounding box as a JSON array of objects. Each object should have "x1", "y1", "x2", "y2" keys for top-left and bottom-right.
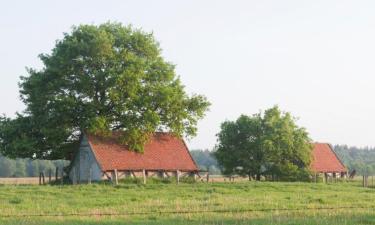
[{"x1": 256, "y1": 174, "x2": 261, "y2": 181}]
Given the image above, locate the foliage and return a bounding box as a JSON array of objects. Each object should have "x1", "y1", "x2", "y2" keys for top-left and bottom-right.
[
  {"x1": 0, "y1": 22, "x2": 210, "y2": 159},
  {"x1": 0, "y1": 157, "x2": 15, "y2": 177},
  {"x1": 0, "y1": 181, "x2": 374, "y2": 224},
  {"x1": 190, "y1": 149, "x2": 221, "y2": 174},
  {"x1": 0, "y1": 154, "x2": 68, "y2": 177},
  {"x1": 334, "y1": 145, "x2": 375, "y2": 175},
  {"x1": 215, "y1": 106, "x2": 312, "y2": 181}
]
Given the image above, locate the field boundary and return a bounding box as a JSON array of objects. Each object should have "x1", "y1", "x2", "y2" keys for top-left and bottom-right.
[{"x1": 1, "y1": 206, "x2": 374, "y2": 218}]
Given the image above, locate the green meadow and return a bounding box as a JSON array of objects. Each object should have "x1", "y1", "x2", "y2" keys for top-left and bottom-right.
[{"x1": 0, "y1": 179, "x2": 375, "y2": 224}]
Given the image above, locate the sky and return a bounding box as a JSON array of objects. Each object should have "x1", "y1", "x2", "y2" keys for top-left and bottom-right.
[{"x1": 1, "y1": 0, "x2": 375, "y2": 150}]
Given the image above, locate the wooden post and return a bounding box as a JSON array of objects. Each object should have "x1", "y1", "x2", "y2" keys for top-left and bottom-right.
[
  {"x1": 48, "y1": 169, "x2": 52, "y2": 184},
  {"x1": 363, "y1": 175, "x2": 366, "y2": 187},
  {"x1": 176, "y1": 170, "x2": 180, "y2": 184},
  {"x1": 60, "y1": 169, "x2": 64, "y2": 185},
  {"x1": 324, "y1": 173, "x2": 327, "y2": 183},
  {"x1": 55, "y1": 167, "x2": 58, "y2": 182},
  {"x1": 142, "y1": 169, "x2": 146, "y2": 184},
  {"x1": 114, "y1": 169, "x2": 119, "y2": 185},
  {"x1": 72, "y1": 169, "x2": 76, "y2": 185},
  {"x1": 88, "y1": 167, "x2": 92, "y2": 185},
  {"x1": 41, "y1": 172, "x2": 45, "y2": 185},
  {"x1": 39, "y1": 172, "x2": 42, "y2": 185}
]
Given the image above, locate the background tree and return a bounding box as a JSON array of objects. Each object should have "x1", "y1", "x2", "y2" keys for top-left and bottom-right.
[
  {"x1": 0, "y1": 157, "x2": 16, "y2": 177},
  {"x1": 334, "y1": 145, "x2": 375, "y2": 175},
  {"x1": 215, "y1": 106, "x2": 312, "y2": 181},
  {"x1": 261, "y1": 107, "x2": 312, "y2": 181},
  {"x1": 0, "y1": 154, "x2": 69, "y2": 177},
  {"x1": 215, "y1": 114, "x2": 264, "y2": 179},
  {"x1": 26, "y1": 160, "x2": 39, "y2": 177},
  {"x1": 0, "y1": 23, "x2": 210, "y2": 159},
  {"x1": 190, "y1": 149, "x2": 221, "y2": 174},
  {"x1": 14, "y1": 159, "x2": 27, "y2": 177}
]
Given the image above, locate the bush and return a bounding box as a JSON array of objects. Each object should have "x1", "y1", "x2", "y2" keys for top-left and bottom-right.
[{"x1": 274, "y1": 163, "x2": 311, "y2": 182}]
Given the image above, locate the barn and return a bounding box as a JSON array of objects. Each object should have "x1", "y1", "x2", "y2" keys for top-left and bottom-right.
[
  {"x1": 68, "y1": 132, "x2": 199, "y2": 183},
  {"x1": 311, "y1": 143, "x2": 347, "y2": 179}
]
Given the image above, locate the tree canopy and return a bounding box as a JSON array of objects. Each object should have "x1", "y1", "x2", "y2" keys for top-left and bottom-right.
[
  {"x1": 334, "y1": 145, "x2": 375, "y2": 175},
  {"x1": 0, "y1": 22, "x2": 210, "y2": 159},
  {"x1": 215, "y1": 106, "x2": 312, "y2": 181}
]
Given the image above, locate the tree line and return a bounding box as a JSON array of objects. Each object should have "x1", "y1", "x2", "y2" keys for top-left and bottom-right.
[
  {"x1": 0, "y1": 151, "x2": 219, "y2": 178},
  {"x1": 334, "y1": 145, "x2": 375, "y2": 176},
  {"x1": 0, "y1": 155, "x2": 68, "y2": 177},
  {"x1": 190, "y1": 149, "x2": 221, "y2": 174}
]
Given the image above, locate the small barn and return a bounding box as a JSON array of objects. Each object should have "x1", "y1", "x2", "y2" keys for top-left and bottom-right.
[
  {"x1": 311, "y1": 143, "x2": 347, "y2": 178},
  {"x1": 68, "y1": 132, "x2": 199, "y2": 183}
]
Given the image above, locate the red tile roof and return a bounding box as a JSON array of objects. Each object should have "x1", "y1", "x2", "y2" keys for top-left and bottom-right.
[
  {"x1": 86, "y1": 132, "x2": 198, "y2": 172},
  {"x1": 311, "y1": 143, "x2": 347, "y2": 173}
]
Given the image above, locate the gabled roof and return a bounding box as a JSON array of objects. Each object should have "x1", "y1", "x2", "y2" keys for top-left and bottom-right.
[
  {"x1": 85, "y1": 132, "x2": 198, "y2": 172},
  {"x1": 311, "y1": 143, "x2": 347, "y2": 173}
]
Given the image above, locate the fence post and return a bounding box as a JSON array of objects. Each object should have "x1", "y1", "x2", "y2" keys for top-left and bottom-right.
[
  {"x1": 362, "y1": 175, "x2": 366, "y2": 187},
  {"x1": 55, "y1": 167, "x2": 58, "y2": 182},
  {"x1": 41, "y1": 172, "x2": 45, "y2": 185},
  {"x1": 48, "y1": 169, "x2": 52, "y2": 184}
]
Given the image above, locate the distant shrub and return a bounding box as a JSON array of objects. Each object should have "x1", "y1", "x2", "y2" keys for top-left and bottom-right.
[{"x1": 272, "y1": 163, "x2": 311, "y2": 182}]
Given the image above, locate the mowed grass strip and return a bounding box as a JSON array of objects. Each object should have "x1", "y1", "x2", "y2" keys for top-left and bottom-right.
[{"x1": 0, "y1": 180, "x2": 374, "y2": 224}]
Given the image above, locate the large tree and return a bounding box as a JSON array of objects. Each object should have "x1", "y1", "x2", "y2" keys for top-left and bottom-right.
[
  {"x1": 0, "y1": 23, "x2": 210, "y2": 159},
  {"x1": 215, "y1": 106, "x2": 312, "y2": 181}
]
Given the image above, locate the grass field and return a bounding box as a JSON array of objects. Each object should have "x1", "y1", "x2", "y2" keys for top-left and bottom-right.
[{"x1": 0, "y1": 179, "x2": 374, "y2": 224}]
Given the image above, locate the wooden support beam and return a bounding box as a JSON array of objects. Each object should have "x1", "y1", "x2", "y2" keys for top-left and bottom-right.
[
  {"x1": 103, "y1": 172, "x2": 110, "y2": 179},
  {"x1": 142, "y1": 169, "x2": 147, "y2": 184},
  {"x1": 114, "y1": 169, "x2": 119, "y2": 185},
  {"x1": 323, "y1": 173, "x2": 327, "y2": 183}
]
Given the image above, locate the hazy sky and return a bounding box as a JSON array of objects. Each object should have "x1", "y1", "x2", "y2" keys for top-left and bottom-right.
[{"x1": 1, "y1": 1, "x2": 375, "y2": 149}]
